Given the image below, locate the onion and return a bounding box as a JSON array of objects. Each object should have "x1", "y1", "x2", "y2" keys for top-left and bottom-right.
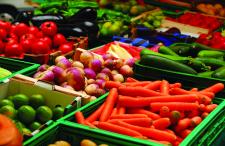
[
  {"x1": 96, "y1": 73, "x2": 109, "y2": 81},
  {"x1": 113, "y1": 74, "x2": 124, "y2": 83},
  {"x1": 72, "y1": 61, "x2": 84, "y2": 69},
  {"x1": 80, "y1": 51, "x2": 93, "y2": 67},
  {"x1": 114, "y1": 59, "x2": 124, "y2": 69},
  {"x1": 89, "y1": 59, "x2": 102, "y2": 73},
  {"x1": 95, "y1": 79, "x2": 105, "y2": 88},
  {"x1": 84, "y1": 68, "x2": 96, "y2": 79},
  {"x1": 102, "y1": 53, "x2": 114, "y2": 60},
  {"x1": 101, "y1": 67, "x2": 111, "y2": 76},
  {"x1": 55, "y1": 56, "x2": 66, "y2": 64},
  {"x1": 56, "y1": 58, "x2": 72, "y2": 69},
  {"x1": 125, "y1": 58, "x2": 135, "y2": 67},
  {"x1": 111, "y1": 70, "x2": 119, "y2": 75},
  {"x1": 120, "y1": 65, "x2": 133, "y2": 77},
  {"x1": 66, "y1": 68, "x2": 85, "y2": 91},
  {"x1": 37, "y1": 64, "x2": 49, "y2": 72},
  {"x1": 87, "y1": 79, "x2": 95, "y2": 84},
  {"x1": 104, "y1": 59, "x2": 114, "y2": 69},
  {"x1": 85, "y1": 84, "x2": 99, "y2": 95}
]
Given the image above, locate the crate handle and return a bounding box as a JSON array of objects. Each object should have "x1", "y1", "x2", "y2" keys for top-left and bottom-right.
[{"x1": 35, "y1": 80, "x2": 55, "y2": 91}]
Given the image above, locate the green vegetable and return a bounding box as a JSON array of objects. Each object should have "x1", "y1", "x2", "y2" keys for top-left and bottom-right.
[
  {"x1": 159, "y1": 46, "x2": 179, "y2": 56},
  {"x1": 169, "y1": 46, "x2": 191, "y2": 56},
  {"x1": 188, "y1": 59, "x2": 211, "y2": 72},
  {"x1": 140, "y1": 54, "x2": 197, "y2": 74},
  {"x1": 197, "y1": 50, "x2": 224, "y2": 60},
  {"x1": 195, "y1": 58, "x2": 225, "y2": 69},
  {"x1": 140, "y1": 49, "x2": 191, "y2": 64},
  {"x1": 212, "y1": 66, "x2": 225, "y2": 79},
  {"x1": 197, "y1": 71, "x2": 214, "y2": 78}
]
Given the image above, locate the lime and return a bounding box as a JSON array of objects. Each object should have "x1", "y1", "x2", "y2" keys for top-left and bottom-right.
[
  {"x1": 100, "y1": 28, "x2": 109, "y2": 36},
  {"x1": 0, "y1": 105, "x2": 16, "y2": 119},
  {"x1": 12, "y1": 94, "x2": 29, "y2": 109},
  {"x1": 7, "y1": 96, "x2": 14, "y2": 101},
  {"x1": 109, "y1": 25, "x2": 120, "y2": 35},
  {"x1": 0, "y1": 99, "x2": 14, "y2": 108},
  {"x1": 29, "y1": 94, "x2": 45, "y2": 109},
  {"x1": 52, "y1": 106, "x2": 65, "y2": 120},
  {"x1": 153, "y1": 20, "x2": 161, "y2": 28},
  {"x1": 29, "y1": 121, "x2": 42, "y2": 131},
  {"x1": 102, "y1": 22, "x2": 112, "y2": 29},
  {"x1": 36, "y1": 106, "x2": 53, "y2": 124},
  {"x1": 18, "y1": 105, "x2": 36, "y2": 124},
  {"x1": 22, "y1": 128, "x2": 31, "y2": 135}
]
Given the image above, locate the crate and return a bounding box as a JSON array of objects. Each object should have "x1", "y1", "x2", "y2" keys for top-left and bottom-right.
[
  {"x1": 134, "y1": 61, "x2": 225, "y2": 98},
  {"x1": 0, "y1": 57, "x2": 40, "y2": 83},
  {"x1": 59, "y1": 92, "x2": 225, "y2": 146}
]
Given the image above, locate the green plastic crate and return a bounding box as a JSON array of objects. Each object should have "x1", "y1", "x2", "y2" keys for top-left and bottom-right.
[
  {"x1": 58, "y1": 93, "x2": 225, "y2": 146},
  {"x1": 134, "y1": 61, "x2": 225, "y2": 98},
  {"x1": 0, "y1": 57, "x2": 40, "y2": 83},
  {"x1": 162, "y1": 9, "x2": 185, "y2": 18}
]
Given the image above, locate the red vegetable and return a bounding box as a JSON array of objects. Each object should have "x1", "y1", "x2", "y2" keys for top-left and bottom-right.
[
  {"x1": 153, "y1": 118, "x2": 171, "y2": 130},
  {"x1": 75, "y1": 111, "x2": 85, "y2": 124}
]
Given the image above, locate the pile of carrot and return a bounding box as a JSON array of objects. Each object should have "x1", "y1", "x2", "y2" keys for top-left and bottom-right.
[{"x1": 75, "y1": 77, "x2": 224, "y2": 146}]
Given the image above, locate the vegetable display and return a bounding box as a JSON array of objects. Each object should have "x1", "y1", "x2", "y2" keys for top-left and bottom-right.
[
  {"x1": 74, "y1": 79, "x2": 223, "y2": 145},
  {"x1": 196, "y1": 3, "x2": 225, "y2": 17}
]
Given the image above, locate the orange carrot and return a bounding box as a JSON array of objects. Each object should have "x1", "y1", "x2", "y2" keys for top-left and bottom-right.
[
  {"x1": 201, "y1": 83, "x2": 224, "y2": 93},
  {"x1": 159, "y1": 106, "x2": 170, "y2": 117},
  {"x1": 169, "y1": 83, "x2": 182, "y2": 88},
  {"x1": 115, "y1": 121, "x2": 177, "y2": 142},
  {"x1": 143, "y1": 81, "x2": 162, "y2": 90},
  {"x1": 118, "y1": 86, "x2": 162, "y2": 97},
  {"x1": 180, "y1": 129, "x2": 192, "y2": 138},
  {"x1": 127, "y1": 108, "x2": 160, "y2": 120},
  {"x1": 191, "y1": 116, "x2": 202, "y2": 127},
  {"x1": 110, "y1": 108, "x2": 118, "y2": 117},
  {"x1": 108, "y1": 118, "x2": 152, "y2": 127},
  {"x1": 118, "y1": 107, "x2": 126, "y2": 115},
  {"x1": 205, "y1": 104, "x2": 218, "y2": 113},
  {"x1": 153, "y1": 118, "x2": 171, "y2": 130},
  {"x1": 175, "y1": 118, "x2": 191, "y2": 132},
  {"x1": 75, "y1": 111, "x2": 85, "y2": 124},
  {"x1": 201, "y1": 112, "x2": 209, "y2": 119},
  {"x1": 123, "y1": 81, "x2": 152, "y2": 87},
  {"x1": 104, "y1": 81, "x2": 124, "y2": 89},
  {"x1": 86, "y1": 103, "x2": 105, "y2": 122},
  {"x1": 126, "y1": 77, "x2": 138, "y2": 82},
  {"x1": 118, "y1": 94, "x2": 198, "y2": 107},
  {"x1": 160, "y1": 80, "x2": 169, "y2": 95},
  {"x1": 150, "y1": 102, "x2": 199, "y2": 111},
  {"x1": 187, "y1": 110, "x2": 199, "y2": 118},
  {"x1": 97, "y1": 122, "x2": 143, "y2": 137},
  {"x1": 84, "y1": 121, "x2": 97, "y2": 128},
  {"x1": 92, "y1": 121, "x2": 99, "y2": 126},
  {"x1": 199, "y1": 91, "x2": 215, "y2": 99},
  {"x1": 110, "y1": 114, "x2": 148, "y2": 119},
  {"x1": 100, "y1": 88, "x2": 118, "y2": 122},
  {"x1": 190, "y1": 88, "x2": 198, "y2": 92}
]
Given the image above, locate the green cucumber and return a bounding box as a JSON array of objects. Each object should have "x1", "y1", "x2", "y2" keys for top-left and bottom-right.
[
  {"x1": 188, "y1": 59, "x2": 211, "y2": 72},
  {"x1": 169, "y1": 46, "x2": 191, "y2": 56},
  {"x1": 194, "y1": 57, "x2": 225, "y2": 70},
  {"x1": 140, "y1": 54, "x2": 197, "y2": 74},
  {"x1": 212, "y1": 66, "x2": 225, "y2": 79},
  {"x1": 197, "y1": 71, "x2": 214, "y2": 77},
  {"x1": 158, "y1": 46, "x2": 179, "y2": 56},
  {"x1": 197, "y1": 50, "x2": 224, "y2": 60},
  {"x1": 140, "y1": 49, "x2": 191, "y2": 64}
]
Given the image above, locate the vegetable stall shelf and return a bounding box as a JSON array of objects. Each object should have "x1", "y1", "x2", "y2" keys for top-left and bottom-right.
[
  {"x1": 51, "y1": 93, "x2": 225, "y2": 146},
  {"x1": 0, "y1": 57, "x2": 40, "y2": 83}
]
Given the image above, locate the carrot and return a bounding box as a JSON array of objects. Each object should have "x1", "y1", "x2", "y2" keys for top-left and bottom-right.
[
  {"x1": 169, "y1": 82, "x2": 182, "y2": 88},
  {"x1": 205, "y1": 104, "x2": 218, "y2": 113},
  {"x1": 97, "y1": 122, "x2": 143, "y2": 137},
  {"x1": 92, "y1": 121, "x2": 99, "y2": 126},
  {"x1": 170, "y1": 110, "x2": 181, "y2": 124},
  {"x1": 175, "y1": 118, "x2": 191, "y2": 132},
  {"x1": 118, "y1": 94, "x2": 198, "y2": 107},
  {"x1": 191, "y1": 116, "x2": 202, "y2": 127},
  {"x1": 187, "y1": 110, "x2": 199, "y2": 118},
  {"x1": 115, "y1": 121, "x2": 177, "y2": 142},
  {"x1": 86, "y1": 103, "x2": 105, "y2": 122},
  {"x1": 164, "y1": 129, "x2": 175, "y2": 135},
  {"x1": 201, "y1": 112, "x2": 209, "y2": 119},
  {"x1": 160, "y1": 80, "x2": 169, "y2": 95},
  {"x1": 100, "y1": 88, "x2": 118, "y2": 122},
  {"x1": 150, "y1": 102, "x2": 199, "y2": 111},
  {"x1": 108, "y1": 118, "x2": 152, "y2": 127},
  {"x1": 105, "y1": 81, "x2": 124, "y2": 89},
  {"x1": 110, "y1": 114, "x2": 148, "y2": 119},
  {"x1": 110, "y1": 108, "x2": 118, "y2": 117},
  {"x1": 153, "y1": 118, "x2": 171, "y2": 130},
  {"x1": 190, "y1": 88, "x2": 198, "y2": 92},
  {"x1": 180, "y1": 129, "x2": 192, "y2": 138},
  {"x1": 119, "y1": 86, "x2": 162, "y2": 97},
  {"x1": 148, "y1": 139, "x2": 172, "y2": 145},
  {"x1": 123, "y1": 81, "x2": 152, "y2": 87},
  {"x1": 75, "y1": 111, "x2": 85, "y2": 124},
  {"x1": 84, "y1": 121, "x2": 97, "y2": 128},
  {"x1": 198, "y1": 91, "x2": 215, "y2": 99},
  {"x1": 126, "y1": 77, "x2": 138, "y2": 82},
  {"x1": 197, "y1": 94, "x2": 212, "y2": 105},
  {"x1": 144, "y1": 81, "x2": 162, "y2": 90},
  {"x1": 118, "y1": 107, "x2": 126, "y2": 115},
  {"x1": 201, "y1": 83, "x2": 224, "y2": 93},
  {"x1": 159, "y1": 106, "x2": 170, "y2": 117},
  {"x1": 127, "y1": 108, "x2": 160, "y2": 120}
]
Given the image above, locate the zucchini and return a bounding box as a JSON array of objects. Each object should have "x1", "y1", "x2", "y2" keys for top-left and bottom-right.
[
  {"x1": 140, "y1": 54, "x2": 197, "y2": 74},
  {"x1": 188, "y1": 59, "x2": 211, "y2": 72},
  {"x1": 140, "y1": 49, "x2": 191, "y2": 64},
  {"x1": 158, "y1": 46, "x2": 179, "y2": 56},
  {"x1": 194, "y1": 57, "x2": 225, "y2": 70},
  {"x1": 169, "y1": 46, "x2": 191, "y2": 56},
  {"x1": 197, "y1": 71, "x2": 214, "y2": 78},
  {"x1": 212, "y1": 66, "x2": 225, "y2": 79},
  {"x1": 197, "y1": 50, "x2": 224, "y2": 60}
]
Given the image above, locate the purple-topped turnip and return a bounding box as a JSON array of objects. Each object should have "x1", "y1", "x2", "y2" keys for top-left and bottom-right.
[
  {"x1": 37, "y1": 64, "x2": 50, "y2": 72},
  {"x1": 56, "y1": 58, "x2": 72, "y2": 69},
  {"x1": 66, "y1": 68, "x2": 85, "y2": 91},
  {"x1": 84, "y1": 68, "x2": 96, "y2": 79},
  {"x1": 89, "y1": 59, "x2": 102, "y2": 73},
  {"x1": 34, "y1": 70, "x2": 55, "y2": 82}
]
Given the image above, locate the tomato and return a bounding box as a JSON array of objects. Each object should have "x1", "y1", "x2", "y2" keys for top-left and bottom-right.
[
  {"x1": 39, "y1": 36, "x2": 52, "y2": 48},
  {"x1": 20, "y1": 39, "x2": 33, "y2": 53},
  {"x1": 28, "y1": 26, "x2": 39, "y2": 36},
  {"x1": 10, "y1": 25, "x2": 16, "y2": 34},
  {"x1": 0, "y1": 20, "x2": 11, "y2": 32},
  {"x1": 14, "y1": 23, "x2": 29, "y2": 37},
  {"x1": 20, "y1": 33, "x2": 36, "y2": 42},
  {"x1": 59, "y1": 43, "x2": 73, "y2": 54},
  {"x1": 5, "y1": 43, "x2": 23, "y2": 57},
  {"x1": 53, "y1": 33, "x2": 67, "y2": 48},
  {"x1": 4, "y1": 38, "x2": 17, "y2": 45},
  {"x1": 36, "y1": 31, "x2": 44, "y2": 38},
  {"x1": 31, "y1": 40, "x2": 50, "y2": 54},
  {"x1": 0, "y1": 40, "x2": 5, "y2": 53},
  {"x1": 0, "y1": 29, "x2": 7, "y2": 39},
  {"x1": 40, "y1": 21, "x2": 57, "y2": 37}
]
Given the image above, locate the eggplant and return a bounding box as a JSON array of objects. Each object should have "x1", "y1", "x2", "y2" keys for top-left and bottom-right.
[
  {"x1": 31, "y1": 15, "x2": 65, "y2": 27},
  {"x1": 67, "y1": 7, "x2": 97, "y2": 22},
  {"x1": 57, "y1": 24, "x2": 88, "y2": 37}
]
